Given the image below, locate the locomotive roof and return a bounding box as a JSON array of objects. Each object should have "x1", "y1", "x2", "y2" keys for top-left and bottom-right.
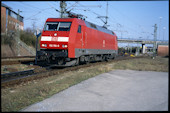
[
  {"x1": 84, "y1": 21, "x2": 115, "y2": 36},
  {"x1": 46, "y1": 18, "x2": 115, "y2": 36}
]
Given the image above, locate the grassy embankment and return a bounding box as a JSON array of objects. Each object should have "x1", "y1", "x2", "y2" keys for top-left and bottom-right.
[{"x1": 1, "y1": 56, "x2": 168, "y2": 111}]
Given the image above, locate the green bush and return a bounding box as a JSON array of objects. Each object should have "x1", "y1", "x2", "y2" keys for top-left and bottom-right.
[
  {"x1": 1, "y1": 34, "x2": 14, "y2": 45},
  {"x1": 20, "y1": 30, "x2": 37, "y2": 48},
  {"x1": 1, "y1": 28, "x2": 40, "y2": 49}
]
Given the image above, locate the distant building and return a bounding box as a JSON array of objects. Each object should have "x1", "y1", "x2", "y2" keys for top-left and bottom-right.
[
  {"x1": 1, "y1": 3, "x2": 24, "y2": 34},
  {"x1": 145, "y1": 46, "x2": 153, "y2": 52},
  {"x1": 157, "y1": 44, "x2": 169, "y2": 57}
]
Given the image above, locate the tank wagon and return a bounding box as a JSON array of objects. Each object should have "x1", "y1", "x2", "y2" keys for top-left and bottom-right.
[{"x1": 37, "y1": 18, "x2": 118, "y2": 66}]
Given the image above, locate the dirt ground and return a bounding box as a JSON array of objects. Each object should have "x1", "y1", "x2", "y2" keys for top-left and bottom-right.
[
  {"x1": 1, "y1": 44, "x2": 34, "y2": 57},
  {"x1": 1, "y1": 64, "x2": 36, "y2": 74},
  {"x1": 1, "y1": 56, "x2": 168, "y2": 112}
]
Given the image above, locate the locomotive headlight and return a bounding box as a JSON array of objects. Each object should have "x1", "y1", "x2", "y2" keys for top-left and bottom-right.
[
  {"x1": 42, "y1": 44, "x2": 47, "y2": 47},
  {"x1": 62, "y1": 45, "x2": 68, "y2": 48}
]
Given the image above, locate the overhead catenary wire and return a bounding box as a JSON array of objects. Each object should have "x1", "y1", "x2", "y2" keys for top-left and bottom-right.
[
  {"x1": 16, "y1": 1, "x2": 154, "y2": 40},
  {"x1": 66, "y1": 1, "x2": 79, "y2": 11},
  {"x1": 58, "y1": 2, "x2": 103, "y2": 26},
  {"x1": 108, "y1": 3, "x2": 153, "y2": 35},
  {"x1": 15, "y1": 2, "x2": 56, "y2": 30},
  {"x1": 24, "y1": 7, "x2": 55, "y2": 21},
  {"x1": 24, "y1": 11, "x2": 42, "y2": 20},
  {"x1": 19, "y1": 2, "x2": 56, "y2": 16},
  {"x1": 88, "y1": 2, "x2": 153, "y2": 39},
  {"x1": 74, "y1": 2, "x2": 104, "y2": 25},
  {"x1": 87, "y1": 2, "x2": 136, "y2": 38},
  {"x1": 17, "y1": 2, "x2": 60, "y2": 29}
]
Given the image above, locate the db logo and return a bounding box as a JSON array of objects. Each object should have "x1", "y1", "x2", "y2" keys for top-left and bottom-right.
[{"x1": 52, "y1": 37, "x2": 58, "y2": 41}]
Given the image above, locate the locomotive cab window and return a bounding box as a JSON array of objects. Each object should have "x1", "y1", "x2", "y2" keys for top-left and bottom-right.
[
  {"x1": 58, "y1": 22, "x2": 72, "y2": 31},
  {"x1": 78, "y1": 25, "x2": 81, "y2": 33},
  {"x1": 44, "y1": 22, "x2": 72, "y2": 31},
  {"x1": 44, "y1": 22, "x2": 59, "y2": 31}
]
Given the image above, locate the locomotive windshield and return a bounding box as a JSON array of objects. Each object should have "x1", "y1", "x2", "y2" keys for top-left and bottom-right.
[{"x1": 44, "y1": 22, "x2": 72, "y2": 31}]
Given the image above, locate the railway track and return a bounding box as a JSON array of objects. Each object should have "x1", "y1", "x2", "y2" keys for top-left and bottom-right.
[
  {"x1": 1, "y1": 56, "x2": 35, "y2": 59},
  {"x1": 1, "y1": 56, "x2": 146, "y2": 88},
  {"x1": 1, "y1": 56, "x2": 35, "y2": 65}
]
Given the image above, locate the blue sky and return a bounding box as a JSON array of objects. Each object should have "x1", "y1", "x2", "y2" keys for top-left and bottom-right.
[{"x1": 2, "y1": 0, "x2": 169, "y2": 45}]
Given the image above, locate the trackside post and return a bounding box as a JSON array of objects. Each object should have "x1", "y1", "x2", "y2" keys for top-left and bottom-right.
[{"x1": 35, "y1": 30, "x2": 41, "y2": 65}]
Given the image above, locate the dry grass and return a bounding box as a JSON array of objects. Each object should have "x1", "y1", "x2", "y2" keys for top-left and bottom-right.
[
  {"x1": 114, "y1": 56, "x2": 168, "y2": 72},
  {"x1": 1, "y1": 64, "x2": 35, "y2": 74},
  {"x1": 1, "y1": 56, "x2": 168, "y2": 111}
]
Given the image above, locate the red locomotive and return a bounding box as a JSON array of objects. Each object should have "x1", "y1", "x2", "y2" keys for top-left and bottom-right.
[{"x1": 37, "y1": 17, "x2": 118, "y2": 66}]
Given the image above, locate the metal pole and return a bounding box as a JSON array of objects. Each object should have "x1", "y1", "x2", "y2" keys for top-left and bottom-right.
[
  {"x1": 60, "y1": 1, "x2": 67, "y2": 18},
  {"x1": 35, "y1": 31, "x2": 38, "y2": 65},
  {"x1": 159, "y1": 17, "x2": 162, "y2": 40},
  {"x1": 153, "y1": 24, "x2": 157, "y2": 59},
  {"x1": 17, "y1": 9, "x2": 21, "y2": 56},
  {"x1": 35, "y1": 30, "x2": 41, "y2": 65},
  {"x1": 163, "y1": 27, "x2": 166, "y2": 41}
]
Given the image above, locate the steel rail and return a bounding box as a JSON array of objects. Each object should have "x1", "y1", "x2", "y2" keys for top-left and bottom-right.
[
  {"x1": 1, "y1": 56, "x2": 146, "y2": 88},
  {"x1": 1, "y1": 69, "x2": 34, "y2": 81},
  {"x1": 1, "y1": 56, "x2": 35, "y2": 59}
]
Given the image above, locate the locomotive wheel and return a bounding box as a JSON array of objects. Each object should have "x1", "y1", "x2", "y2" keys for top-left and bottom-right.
[
  {"x1": 85, "y1": 56, "x2": 90, "y2": 64},
  {"x1": 85, "y1": 60, "x2": 90, "y2": 64},
  {"x1": 57, "y1": 58, "x2": 64, "y2": 65},
  {"x1": 105, "y1": 55, "x2": 110, "y2": 62},
  {"x1": 101, "y1": 55, "x2": 106, "y2": 62},
  {"x1": 75, "y1": 58, "x2": 80, "y2": 66},
  {"x1": 112, "y1": 56, "x2": 116, "y2": 60}
]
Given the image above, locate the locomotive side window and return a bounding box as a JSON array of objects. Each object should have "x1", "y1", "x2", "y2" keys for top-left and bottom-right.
[
  {"x1": 112, "y1": 32, "x2": 115, "y2": 35},
  {"x1": 77, "y1": 25, "x2": 81, "y2": 33},
  {"x1": 90, "y1": 23, "x2": 97, "y2": 29}
]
